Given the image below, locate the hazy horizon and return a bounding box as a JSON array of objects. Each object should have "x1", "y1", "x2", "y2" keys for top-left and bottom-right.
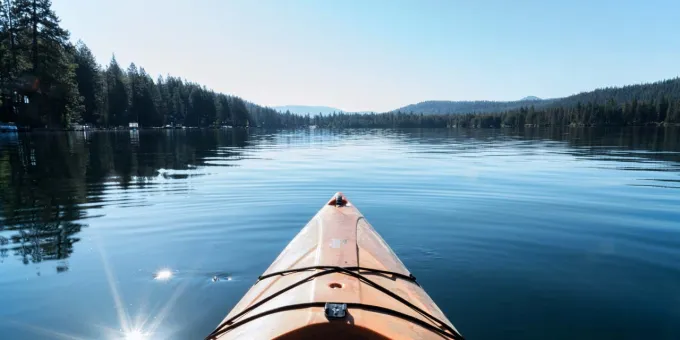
[{"x1": 54, "y1": 0, "x2": 680, "y2": 112}]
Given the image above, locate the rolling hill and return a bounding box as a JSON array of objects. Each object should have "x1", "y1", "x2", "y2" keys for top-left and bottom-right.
[
  {"x1": 393, "y1": 98, "x2": 557, "y2": 115},
  {"x1": 392, "y1": 78, "x2": 680, "y2": 115}
]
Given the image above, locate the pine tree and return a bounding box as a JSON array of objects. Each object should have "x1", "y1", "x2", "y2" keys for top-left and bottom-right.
[
  {"x1": 215, "y1": 94, "x2": 231, "y2": 125},
  {"x1": 229, "y1": 96, "x2": 249, "y2": 127},
  {"x1": 104, "y1": 55, "x2": 128, "y2": 127},
  {"x1": 0, "y1": 0, "x2": 15, "y2": 122},
  {"x1": 155, "y1": 75, "x2": 168, "y2": 125},
  {"x1": 135, "y1": 67, "x2": 159, "y2": 127},
  {"x1": 73, "y1": 41, "x2": 103, "y2": 125},
  {"x1": 666, "y1": 100, "x2": 680, "y2": 124},
  {"x1": 126, "y1": 62, "x2": 139, "y2": 124},
  {"x1": 657, "y1": 96, "x2": 668, "y2": 122},
  {"x1": 11, "y1": 0, "x2": 82, "y2": 127}
]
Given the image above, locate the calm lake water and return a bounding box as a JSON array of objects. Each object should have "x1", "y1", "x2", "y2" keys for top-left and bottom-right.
[{"x1": 1, "y1": 128, "x2": 679, "y2": 340}]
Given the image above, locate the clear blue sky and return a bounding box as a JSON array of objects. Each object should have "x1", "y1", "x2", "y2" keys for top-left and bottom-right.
[{"x1": 53, "y1": 0, "x2": 679, "y2": 112}]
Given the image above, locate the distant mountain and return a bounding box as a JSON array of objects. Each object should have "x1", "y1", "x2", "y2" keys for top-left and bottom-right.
[
  {"x1": 393, "y1": 98, "x2": 556, "y2": 115},
  {"x1": 274, "y1": 105, "x2": 343, "y2": 115},
  {"x1": 389, "y1": 77, "x2": 680, "y2": 117},
  {"x1": 310, "y1": 77, "x2": 680, "y2": 128}
]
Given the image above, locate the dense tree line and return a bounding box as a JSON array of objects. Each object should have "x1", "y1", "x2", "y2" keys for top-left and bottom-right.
[
  {"x1": 314, "y1": 81, "x2": 680, "y2": 128},
  {"x1": 246, "y1": 101, "x2": 311, "y2": 128},
  {"x1": 394, "y1": 79, "x2": 680, "y2": 117},
  {"x1": 556, "y1": 78, "x2": 680, "y2": 107},
  {"x1": 452, "y1": 97, "x2": 680, "y2": 128},
  {"x1": 69, "y1": 42, "x2": 303, "y2": 128},
  {"x1": 74, "y1": 47, "x2": 305, "y2": 128},
  {"x1": 74, "y1": 49, "x2": 260, "y2": 128},
  {"x1": 0, "y1": 0, "x2": 82, "y2": 127},
  {"x1": 0, "y1": 0, "x2": 301, "y2": 128}
]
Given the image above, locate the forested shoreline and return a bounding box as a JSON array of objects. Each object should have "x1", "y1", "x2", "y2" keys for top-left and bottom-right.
[
  {"x1": 0, "y1": 0, "x2": 304, "y2": 129},
  {"x1": 313, "y1": 78, "x2": 680, "y2": 128},
  {"x1": 312, "y1": 97, "x2": 680, "y2": 129},
  {"x1": 0, "y1": 0, "x2": 678, "y2": 130}
]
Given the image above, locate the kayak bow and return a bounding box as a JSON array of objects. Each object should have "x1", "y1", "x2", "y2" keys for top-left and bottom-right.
[{"x1": 207, "y1": 193, "x2": 462, "y2": 340}]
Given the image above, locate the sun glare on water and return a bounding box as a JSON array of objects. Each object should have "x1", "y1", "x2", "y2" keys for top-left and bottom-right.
[
  {"x1": 154, "y1": 269, "x2": 173, "y2": 280},
  {"x1": 124, "y1": 329, "x2": 148, "y2": 340}
]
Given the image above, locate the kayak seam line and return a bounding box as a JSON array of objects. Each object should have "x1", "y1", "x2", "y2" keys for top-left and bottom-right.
[
  {"x1": 206, "y1": 302, "x2": 461, "y2": 340},
  {"x1": 205, "y1": 267, "x2": 461, "y2": 340},
  {"x1": 355, "y1": 217, "x2": 362, "y2": 310},
  {"x1": 257, "y1": 266, "x2": 419, "y2": 285}
]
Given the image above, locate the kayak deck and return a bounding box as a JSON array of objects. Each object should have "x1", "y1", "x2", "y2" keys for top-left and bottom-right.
[{"x1": 207, "y1": 193, "x2": 461, "y2": 339}]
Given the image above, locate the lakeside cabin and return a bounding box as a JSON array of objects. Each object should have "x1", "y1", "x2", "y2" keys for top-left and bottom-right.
[
  {"x1": 0, "y1": 123, "x2": 18, "y2": 132},
  {"x1": 129, "y1": 122, "x2": 139, "y2": 131},
  {"x1": 71, "y1": 124, "x2": 91, "y2": 131}
]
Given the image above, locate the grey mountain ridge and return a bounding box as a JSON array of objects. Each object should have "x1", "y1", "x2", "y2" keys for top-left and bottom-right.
[
  {"x1": 274, "y1": 105, "x2": 374, "y2": 115},
  {"x1": 274, "y1": 105, "x2": 344, "y2": 115},
  {"x1": 279, "y1": 96, "x2": 547, "y2": 116}
]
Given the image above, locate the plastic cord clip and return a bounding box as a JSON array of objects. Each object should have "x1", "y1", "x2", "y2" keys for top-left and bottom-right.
[{"x1": 324, "y1": 302, "x2": 347, "y2": 319}]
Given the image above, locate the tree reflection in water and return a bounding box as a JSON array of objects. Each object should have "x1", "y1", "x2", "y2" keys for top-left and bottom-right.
[
  {"x1": 0, "y1": 129, "x2": 252, "y2": 272},
  {"x1": 0, "y1": 127, "x2": 678, "y2": 273}
]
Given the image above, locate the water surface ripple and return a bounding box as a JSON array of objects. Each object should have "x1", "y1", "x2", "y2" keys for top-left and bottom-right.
[{"x1": 0, "y1": 128, "x2": 679, "y2": 339}]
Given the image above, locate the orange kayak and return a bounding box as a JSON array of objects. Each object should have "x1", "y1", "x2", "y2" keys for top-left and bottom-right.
[{"x1": 206, "y1": 193, "x2": 463, "y2": 340}]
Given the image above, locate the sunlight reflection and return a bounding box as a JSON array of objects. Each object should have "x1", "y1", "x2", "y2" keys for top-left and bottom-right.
[
  {"x1": 124, "y1": 329, "x2": 149, "y2": 340},
  {"x1": 154, "y1": 269, "x2": 173, "y2": 280},
  {"x1": 97, "y1": 242, "x2": 186, "y2": 339}
]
